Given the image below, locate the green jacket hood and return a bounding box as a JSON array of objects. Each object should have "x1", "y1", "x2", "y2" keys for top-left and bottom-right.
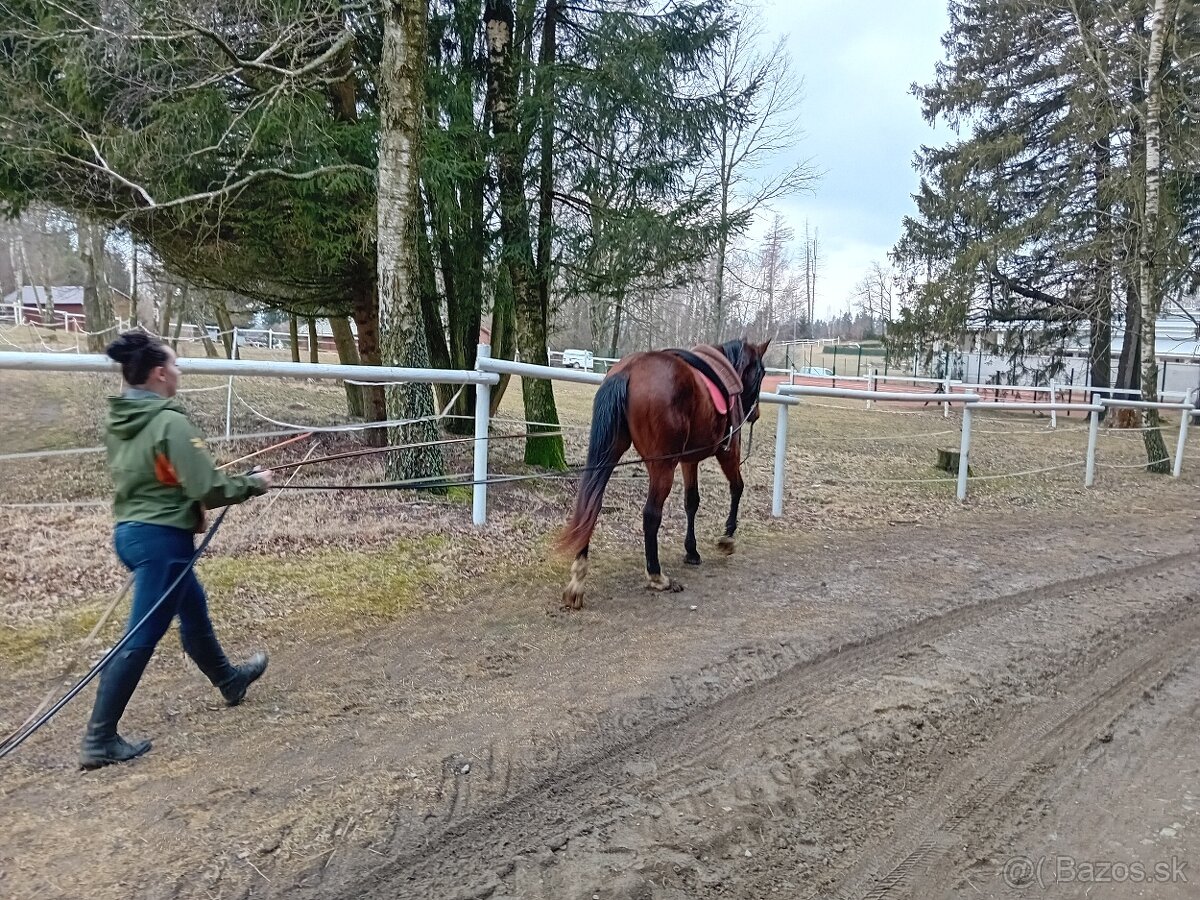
[{"x1": 106, "y1": 396, "x2": 183, "y2": 440}]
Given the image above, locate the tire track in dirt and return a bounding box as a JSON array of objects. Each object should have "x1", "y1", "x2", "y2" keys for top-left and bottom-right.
[
  {"x1": 311, "y1": 550, "x2": 1200, "y2": 900},
  {"x1": 827, "y1": 606, "x2": 1198, "y2": 899}
]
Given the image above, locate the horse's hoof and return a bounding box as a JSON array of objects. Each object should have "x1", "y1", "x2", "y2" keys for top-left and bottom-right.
[
  {"x1": 560, "y1": 589, "x2": 584, "y2": 611},
  {"x1": 717, "y1": 536, "x2": 736, "y2": 556},
  {"x1": 646, "y1": 573, "x2": 684, "y2": 593},
  {"x1": 684, "y1": 553, "x2": 702, "y2": 566}
]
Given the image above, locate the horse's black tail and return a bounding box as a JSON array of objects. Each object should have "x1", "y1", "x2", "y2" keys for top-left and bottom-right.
[{"x1": 557, "y1": 372, "x2": 629, "y2": 557}]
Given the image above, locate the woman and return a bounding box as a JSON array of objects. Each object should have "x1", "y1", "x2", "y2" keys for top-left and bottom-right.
[{"x1": 81, "y1": 331, "x2": 274, "y2": 770}]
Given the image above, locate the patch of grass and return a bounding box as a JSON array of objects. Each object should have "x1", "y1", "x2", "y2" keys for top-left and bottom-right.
[
  {"x1": 0, "y1": 368, "x2": 112, "y2": 454},
  {"x1": 0, "y1": 624, "x2": 56, "y2": 667},
  {"x1": 199, "y1": 533, "x2": 452, "y2": 627},
  {"x1": 0, "y1": 603, "x2": 115, "y2": 669},
  {"x1": 445, "y1": 485, "x2": 473, "y2": 504}
]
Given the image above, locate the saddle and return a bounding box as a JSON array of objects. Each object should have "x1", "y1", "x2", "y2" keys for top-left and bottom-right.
[{"x1": 666, "y1": 345, "x2": 745, "y2": 451}]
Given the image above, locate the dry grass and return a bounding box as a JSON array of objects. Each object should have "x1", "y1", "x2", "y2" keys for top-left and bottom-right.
[{"x1": 2, "y1": 322, "x2": 1196, "y2": 675}]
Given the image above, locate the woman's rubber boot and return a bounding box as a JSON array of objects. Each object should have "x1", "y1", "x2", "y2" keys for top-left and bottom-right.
[
  {"x1": 219, "y1": 651, "x2": 268, "y2": 707},
  {"x1": 79, "y1": 647, "x2": 154, "y2": 770}
]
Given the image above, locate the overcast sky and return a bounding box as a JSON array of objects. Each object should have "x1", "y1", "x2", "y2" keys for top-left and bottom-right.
[{"x1": 752, "y1": 0, "x2": 952, "y2": 321}]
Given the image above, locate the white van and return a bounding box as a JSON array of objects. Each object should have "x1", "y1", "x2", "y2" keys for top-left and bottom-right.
[{"x1": 561, "y1": 348, "x2": 594, "y2": 371}]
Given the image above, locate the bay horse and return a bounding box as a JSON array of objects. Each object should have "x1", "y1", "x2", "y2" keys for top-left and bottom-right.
[{"x1": 556, "y1": 338, "x2": 770, "y2": 609}]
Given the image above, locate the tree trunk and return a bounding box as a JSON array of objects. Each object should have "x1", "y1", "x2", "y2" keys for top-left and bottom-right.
[
  {"x1": 712, "y1": 111, "x2": 731, "y2": 341},
  {"x1": 416, "y1": 207, "x2": 456, "y2": 415},
  {"x1": 79, "y1": 220, "x2": 115, "y2": 352},
  {"x1": 1116, "y1": 280, "x2": 1141, "y2": 391},
  {"x1": 130, "y1": 237, "x2": 139, "y2": 328},
  {"x1": 608, "y1": 289, "x2": 624, "y2": 358},
  {"x1": 171, "y1": 284, "x2": 188, "y2": 351},
  {"x1": 350, "y1": 272, "x2": 387, "y2": 444},
  {"x1": 307, "y1": 316, "x2": 320, "y2": 363},
  {"x1": 485, "y1": 0, "x2": 565, "y2": 469},
  {"x1": 329, "y1": 44, "x2": 382, "y2": 429},
  {"x1": 158, "y1": 289, "x2": 172, "y2": 340},
  {"x1": 34, "y1": 238, "x2": 57, "y2": 333},
  {"x1": 1086, "y1": 311, "x2": 1112, "y2": 398},
  {"x1": 200, "y1": 332, "x2": 219, "y2": 358},
  {"x1": 379, "y1": 0, "x2": 444, "y2": 482},
  {"x1": 288, "y1": 313, "x2": 300, "y2": 363},
  {"x1": 421, "y1": 0, "x2": 488, "y2": 435},
  {"x1": 1088, "y1": 135, "x2": 1112, "y2": 408},
  {"x1": 19, "y1": 238, "x2": 55, "y2": 334},
  {"x1": 5, "y1": 229, "x2": 21, "y2": 319},
  {"x1": 488, "y1": 263, "x2": 517, "y2": 415},
  {"x1": 213, "y1": 298, "x2": 236, "y2": 358},
  {"x1": 422, "y1": 180, "x2": 482, "y2": 433},
  {"x1": 712, "y1": 231, "x2": 729, "y2": 342},
  {"x1": 330, "y1": 315, "x2": 366, "y2": 418},
  {"x1": 199, "y1": 306, "x2": 220, "y2": 357},
  {"x1": 1137, "y1": 0, "x2": 1171, "y2": 473},
  {"x1": 0, "y1": 222, "x2": 15, "y2": 299},
  {"x1": 523, "y1": 0, "x2": 566, "y2": 467}
]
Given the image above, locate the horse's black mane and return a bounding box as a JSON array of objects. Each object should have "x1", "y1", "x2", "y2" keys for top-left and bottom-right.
[
  {"x1": 719, "y1": 339, "x2": 748, "y2": 371},
  {"x1": 716, "y1": 339, "x2": 765, "y2": 404}
]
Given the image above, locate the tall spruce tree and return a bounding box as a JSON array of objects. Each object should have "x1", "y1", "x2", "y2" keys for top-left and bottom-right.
[
  {"x1": 481, "y1": 0, "x2": 734, "y2": 467},
  {"x1": 894, "y1": 0, "x2": 1198, "y2": 468}
]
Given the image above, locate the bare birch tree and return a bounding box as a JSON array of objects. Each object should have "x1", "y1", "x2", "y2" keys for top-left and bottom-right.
[
  {"x1": 1135, "y1": 0, "x2": 1174, "y2": 471},
  {"x1": 698, "y1": 26, "x2": 818, "y2": 340},
  {"x1": 378, "y1": 0, "x2": 444, "y2": 482},
  {"x1": 853, "y1": 261, "x2": 895, "y2": 334}
]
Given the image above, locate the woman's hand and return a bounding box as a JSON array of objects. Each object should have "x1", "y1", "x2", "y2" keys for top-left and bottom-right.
[{"x1": 250, "y1": 468, "x2": 275, "y2": 489}]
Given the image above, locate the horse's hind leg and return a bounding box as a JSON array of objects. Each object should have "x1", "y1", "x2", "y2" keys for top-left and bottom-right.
[
  {"x1": 682, "y1": 462, "x2": 702, "y2": 566},
  {"x1": 562, "y1": 547, "x2": 589, "y2": 610},
  {"x1": 558, "y1": 422, "x2": 631, "y2": 611},
  {"x1": 715, "y1": 450, "x2": 744, "y2": 556},
  {"x1": 644, "y1": 461, "x2": 683, "y2": 592}
]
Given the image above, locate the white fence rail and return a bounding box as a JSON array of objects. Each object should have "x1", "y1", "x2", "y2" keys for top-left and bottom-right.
[
  {"x1": 0, "y1": 350, "x2": 497, "y2": 385},
  {"x1": 2, "y1": 345, "x2": 1196, "y2": 524}
]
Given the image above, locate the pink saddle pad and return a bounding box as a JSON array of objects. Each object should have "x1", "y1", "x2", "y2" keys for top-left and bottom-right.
[{"x1": 698, "y1": 371, "x2": 729, "y2": 415}]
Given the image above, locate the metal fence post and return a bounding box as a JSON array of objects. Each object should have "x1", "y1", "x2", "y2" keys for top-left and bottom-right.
[
  {"x1": 473, "y1": 343, "x2": 492, "y2": 526},
  {"x1": 1172, "y1": 406, "x2": 1188, "y2": 478},
  {"x1": 943, "y1": 376, "x2": 952, "y2": 418},
  {"x1": 956, "y1": 405, "x2": 973, "y2": 501},
  {"x1": 1085, "y1": 407, "x2": 1100, "y2": 486},
  {"x1": 1049, "y1": 380, "x2": 1058, "y2": 429},
  {"x1": 772, "y1": 401, "x2": 789, "y2": 518},
  {"x1": 225, "y1": 327, "x2": 237, "y2": 439}
]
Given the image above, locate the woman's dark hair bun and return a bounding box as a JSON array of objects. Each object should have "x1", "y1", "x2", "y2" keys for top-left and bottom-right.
[
  {"x1": 106, "y1": 331, "x2": 169, "y2": 385},
  {"x1": 105, "y1": 331, "x2": 153, "y2": 363}
]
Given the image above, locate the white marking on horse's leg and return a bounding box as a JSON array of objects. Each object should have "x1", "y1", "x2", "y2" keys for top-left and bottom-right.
[
  {"x1": 562, "y1": 554, "x2": 589, "y2": 609},
  {"x1": 645, "y1": 570, "x2": 673, "y2": 591}
]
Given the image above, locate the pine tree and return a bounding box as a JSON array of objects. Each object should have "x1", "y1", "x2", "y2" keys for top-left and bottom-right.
[{"x1": 894, "y1": 0, "x2": 1198, "y2": 469}]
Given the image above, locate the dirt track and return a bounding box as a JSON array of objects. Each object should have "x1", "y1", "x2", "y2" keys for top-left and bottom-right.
[{"x1": 4, "y1": 503, "x2": 1200, "y2": 899}]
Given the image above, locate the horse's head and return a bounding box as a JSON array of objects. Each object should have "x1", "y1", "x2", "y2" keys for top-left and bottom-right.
[{"x1": 721, "y1": 338, "x2": 771, "y2": 424}]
